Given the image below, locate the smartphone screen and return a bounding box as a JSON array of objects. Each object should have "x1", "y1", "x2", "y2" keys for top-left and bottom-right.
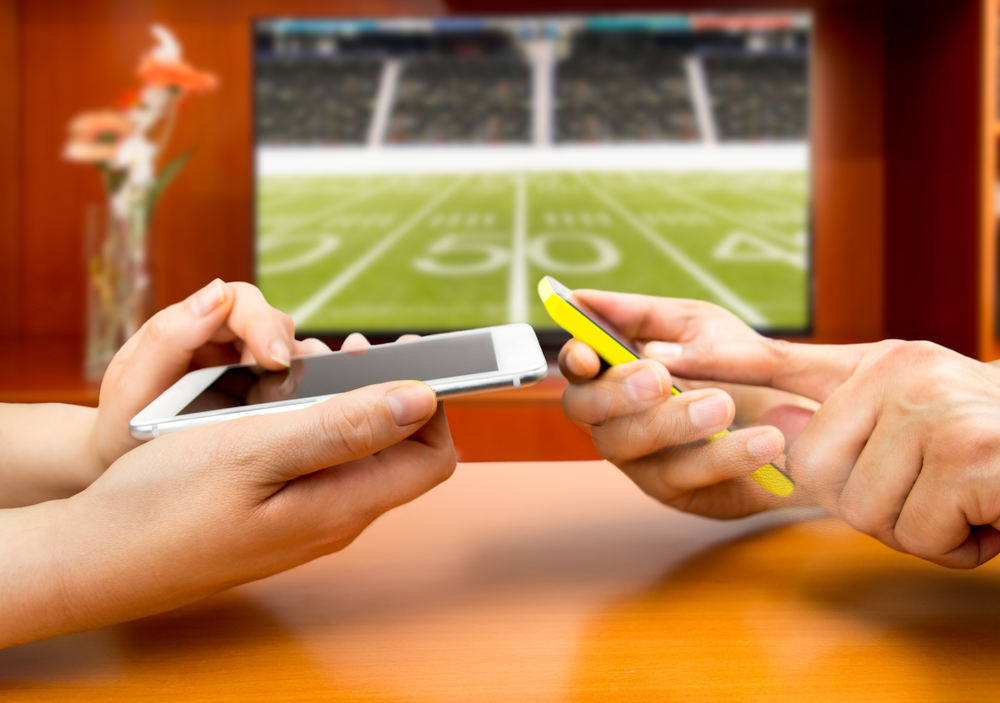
[{"x1": 179, "y1": 332, "x2": 497, "y2": 416}]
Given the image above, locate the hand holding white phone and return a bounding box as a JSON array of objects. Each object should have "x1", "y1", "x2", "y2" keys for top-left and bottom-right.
[{"x1": 130, "y1": 324, "x2": 547, "y2": 439}]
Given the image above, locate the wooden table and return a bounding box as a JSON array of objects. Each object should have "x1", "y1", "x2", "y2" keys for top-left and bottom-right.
[{"x1": 3, "y1": 460, "x2": 1000, "y2": 701}]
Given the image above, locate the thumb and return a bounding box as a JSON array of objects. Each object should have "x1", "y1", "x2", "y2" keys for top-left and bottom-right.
[
  {"x1": 232, "y1": 380, "x2": 438, "y2": 484},
  {"x1": 644, "y1": 338, "x2": 872, "y2": 403}
]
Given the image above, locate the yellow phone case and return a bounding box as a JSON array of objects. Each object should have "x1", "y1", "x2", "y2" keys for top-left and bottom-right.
[{"x1": 538, "y1": 276, "x2": 794, "y2": 498}]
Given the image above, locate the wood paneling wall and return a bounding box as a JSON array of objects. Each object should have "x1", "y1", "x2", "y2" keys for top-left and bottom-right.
[
  {"x1": 811, "y1": 5, "x2": 885, "y2": 342},
  {"x1": 1, "y1": 0, "x2": 989, "y2": 355},
  {"x1": 884, "y1": 0, "x2": 984, "y2": 358},
  {"x1": 0, "y1": 0, "x2": 18, "y2": 337}
]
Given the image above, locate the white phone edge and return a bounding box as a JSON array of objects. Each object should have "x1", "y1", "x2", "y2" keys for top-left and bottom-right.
[{"x1": 128, "y1": 323, "x2": 547, "y2": 441}]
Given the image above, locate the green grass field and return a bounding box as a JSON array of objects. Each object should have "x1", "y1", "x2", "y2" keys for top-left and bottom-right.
[{"x1": 256, "y1": 172, "x2": 808, "y2": 334}]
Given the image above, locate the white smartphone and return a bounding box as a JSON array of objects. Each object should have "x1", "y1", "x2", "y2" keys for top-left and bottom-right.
[{"x1": 129, "y1": 323, "x2": 547, "y2": 440}]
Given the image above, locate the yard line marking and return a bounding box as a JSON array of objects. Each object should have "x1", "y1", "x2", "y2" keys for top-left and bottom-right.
[
  {"x1": 577, "y1": 173, "x2": 768, "y2": 328},
  {"x1": 720, "y1": 186, "x2": 804, "y2": 211},
  {"x1": 643, "y1": 211, "x2": 714, "y2": 227},
  {"x1": 259, "y1": 179, "x2": 367, "y2": 212},
  {"x1": 508, "y1": 173, "x2": 528, "y2": 324},
  {"x1": 654, "y1": 179, "x2": 799, "y2": 247},
  {"x1": 291, "y1": 175, "x2": 469, "y2": 327},
  {"x1": 680, "y1": 174, "x2": 807, "y2": 211},
  {"x1": 713, "y1": 232, "x2": 806, "y2": 270},
  {"x1": 266, "y1": 178, "x2": 396, "y2": 238},
  {"x1": 258, "y1": 234, "x2": 342, "y2": 275}
]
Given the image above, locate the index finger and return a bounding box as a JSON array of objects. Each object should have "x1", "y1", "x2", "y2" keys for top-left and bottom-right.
[
  {"x1": 573, "y1": 290, "x2": 760, "y2": 344},
  {"x1": 647, "y1": 338, "x2": 872, "y2": 403},
  {"x1": 216, "y1": 281, "x2": 296, "y2": 371}
]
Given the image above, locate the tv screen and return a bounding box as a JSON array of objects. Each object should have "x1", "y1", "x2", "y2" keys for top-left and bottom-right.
[{"x1": 253, "y1": 14, "x2": 811, "y2": 339}]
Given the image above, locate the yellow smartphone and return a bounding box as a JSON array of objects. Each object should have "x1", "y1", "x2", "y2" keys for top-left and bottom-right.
[{"x1": 537, "y1": 275, "x2": 794, "y2": 498}]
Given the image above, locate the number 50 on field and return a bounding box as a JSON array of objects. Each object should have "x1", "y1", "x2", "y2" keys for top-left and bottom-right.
[{"x1": 413, "y1": 232, "x2": 622, "y2": 276}]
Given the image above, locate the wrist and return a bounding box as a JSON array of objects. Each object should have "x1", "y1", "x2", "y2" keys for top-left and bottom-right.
[{"x1": 86, "y1": 408, "x2": 118, "y2": 477}]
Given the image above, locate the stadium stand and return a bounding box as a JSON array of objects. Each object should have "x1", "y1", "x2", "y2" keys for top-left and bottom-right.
[
  {"x1": 555, "y1": 31, "x2": 698, "y2": 143},
  {"x1": 256, "y1": 58, "x2": 382, "y2": 145},
  {"x1": 703, "y1": 53, "x2": 808, "y2": 141},
  {"x1": 388, "y1": 55, "x2": 531, "y2": 144}
]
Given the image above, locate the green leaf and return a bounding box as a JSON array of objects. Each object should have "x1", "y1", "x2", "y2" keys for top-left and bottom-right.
[
  {"x1": 147, "y1": 149, "x2": 193, "y2": 221},
  {"x1": 101, "y1": 166, "x2": 127, "y2": 194}
]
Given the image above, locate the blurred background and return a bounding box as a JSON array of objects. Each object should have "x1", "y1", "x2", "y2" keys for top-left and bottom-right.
[{"x1": 0, "y1": 0, "x2": 997, "y2": 460}]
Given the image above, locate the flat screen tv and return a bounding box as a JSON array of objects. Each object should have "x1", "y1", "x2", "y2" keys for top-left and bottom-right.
[{"x1": 253, "y1": 14, "x2": 811, "y2": 341}]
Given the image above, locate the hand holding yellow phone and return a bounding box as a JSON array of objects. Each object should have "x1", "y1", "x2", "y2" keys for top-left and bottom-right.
[{"x1": 538, "y1": 276, "x2": 794, "y2": 498}]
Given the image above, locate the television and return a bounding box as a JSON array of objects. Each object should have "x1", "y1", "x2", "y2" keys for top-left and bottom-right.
[{"x1": 253, "y1": 14, "x2": 811, "y2": 342}]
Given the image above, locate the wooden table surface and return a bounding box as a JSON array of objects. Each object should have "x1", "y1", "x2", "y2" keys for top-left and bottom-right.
[{"x1": 4, "y1": 460, "x2": 1000, "y2": 702}]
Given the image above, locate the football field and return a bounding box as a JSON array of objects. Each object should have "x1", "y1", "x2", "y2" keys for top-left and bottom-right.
[{"x1": 256, "y1": 172, "x2": 809, "y2": 334}]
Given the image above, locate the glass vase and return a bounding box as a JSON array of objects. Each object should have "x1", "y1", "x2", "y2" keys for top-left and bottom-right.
[{"x1": 83, "y1": 203, "x2": 154, "y2": 382}]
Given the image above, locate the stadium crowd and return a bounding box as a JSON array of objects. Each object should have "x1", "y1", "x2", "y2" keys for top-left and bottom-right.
[
  {"x1": 555, "y1": 31, "x2": 698, "y2": 143},
  {"x1": 254, "y1": 32, "x2": 808, "y2": 146},
  {"x1": 704, "y1": 54, "x2": 808, "y2": 141},
  {"x1": 388, "y1": 55, "x2": 531, "y2": 144},
  {"x1": 256, "y1": 58, "x2": 382, "y2": 145}
]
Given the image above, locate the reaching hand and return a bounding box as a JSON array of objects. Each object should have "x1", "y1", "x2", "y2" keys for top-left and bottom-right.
[
  {"x1": 559, "y1": 291, "x2": 814, "y2": 519},
  {"x1": 663, "y1": 336, "x2": 1000, "y2": 568},
  {"x1": 94, "y1": 280, "x2": 330, "y2": 470}
]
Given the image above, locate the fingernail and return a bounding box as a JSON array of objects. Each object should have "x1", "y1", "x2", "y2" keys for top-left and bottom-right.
[
  {"x1": 277, "y1": 371, "x2": 295, "y2": 396},
  {"x1": 746, "y1": 430, "x2": 781, "y2": 463},
  {"x1": 386, "y1": 384, "x2": 436, "y2": 426},
  {"x1": 566, "y1": 348, "x2": 586, "y2": 378},
  {"x1": 343, "y1": 332, "x2": 369, "y2": 349},
  {"x1": 688, "y1": 393, "x2": 731, "y2": 429},
  {"x1": 269, "y1": 338, "x2": 291, "y2": 368},
  {"x1": 187, "y1": 279, "x2": 226, "y2": 318},
  {"x1": 645, "y1": 341, "x2": 683, "y2": 359},
  {"x1": 625, "y1": 366, "x2": 663, "y2": 400}
]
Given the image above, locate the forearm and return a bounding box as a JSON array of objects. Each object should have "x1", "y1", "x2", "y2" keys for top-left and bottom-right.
[
  {"x1": 0, "y1": 403, "x2": 102, "y2": 508},
  {"x1": 0, "y1": 499, "x2": 79, "y2": 648},
  {"x1": 0, "y1": 483, "x2": 232, "y2": 650}
]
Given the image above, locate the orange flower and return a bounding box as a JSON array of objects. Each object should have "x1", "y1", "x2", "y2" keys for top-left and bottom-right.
[
  {"x1": 63, "y1": 110, "x2": 135, "y2": 163},
  {"x1": 138, "y1": 54, "x2": 218, "y2": 93},
  {"x1": 114, "y1": 87, "x2": 143, "y2": 110}
]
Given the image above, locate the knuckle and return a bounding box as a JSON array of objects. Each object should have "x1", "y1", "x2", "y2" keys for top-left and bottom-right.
[
  {"x1": 762, "y1": 339, "x2": 793, "y2": 385},
  {"x1": 892, "y1": 511, "x2": 938, "y2": 560},
  {"x1": 228, "y1": 280, "x2": 254, "y2": 297},
  {"x1": 950, "y1": 418, "x2": 1000, "y2": 469},
  {"x1": 764, "y1": 337, "x2": 793, "y2": 363},
  {"x1": 622, "y1": 400, "x2": 686, "y2": 458},
  {"x1": 320, "y1": 403, "x2": 378, "y2": 459},
  {"x1": 142, "y1": 312, "x2": 172, "y2": 347},
  {"x1": 679, "y1": 297, "x2": 727, "y2": 320},
  {"x1": 902, "y1": 373, "x2": 946, "y2": 408},
  {"x1": 623, "y1": 412, "x2": 658, "y2": 457},
  {"x1": 892, "y1": 525, "x2": 926, "y2": 559},
  {"x1": 870, "y1": 338, "x2": 907, "y2": 357},
  {"x1": 870, "y1": 341, "x2": 956, "y2": 405},
  {"x1": 837, "y1": 499, "x2": 865, "y2": 532},
  {"x1": 877, "y1": 339, "x2": 941, "y2": 369},
  {"x1": 838, "y1": 497, "x2": 884, "y2": 539}
]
